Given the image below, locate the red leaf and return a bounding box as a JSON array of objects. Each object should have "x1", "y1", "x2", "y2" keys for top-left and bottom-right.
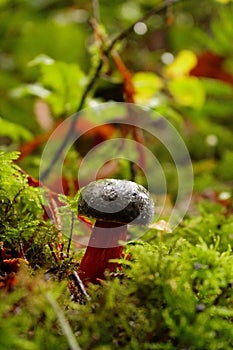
[{"x1": 190, "y1": 51, "x2": 233, "y2": 86}]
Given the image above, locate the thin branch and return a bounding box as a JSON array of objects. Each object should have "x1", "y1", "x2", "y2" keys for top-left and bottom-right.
[
  {"x1": 77, "y1": 59, "x2": 103, "y2": 113},
  {"x1": 48, "y1": 242, "x2": 59, "y2": 264},
  {"x1": 72, "y1": 271, "x2": 91, "y2": 301},
  {"x1": 108, "y1": 0, "x2": 181, "y2": 51},
  {"x1": 67, "y1": 211, "x2": 75, "y2": 257},
  {"x1": 92, "y1": 0, "x2": 100, "y2": 22}
]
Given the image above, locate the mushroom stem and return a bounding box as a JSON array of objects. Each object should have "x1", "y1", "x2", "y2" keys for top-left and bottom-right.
[{"x1": 78, "y1": 221, "x2": 127, "y2": 284}]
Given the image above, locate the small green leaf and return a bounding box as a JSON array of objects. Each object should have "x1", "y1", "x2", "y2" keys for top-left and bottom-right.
[
  {"x1": 40, "y1": 61, "x2": 86, "y2": 116},
  {"x1": 168, "y1": 76, "x2": 206, "y2": 109},
  {"x1": 0, "y1": 118, "x2": 32, "y2": 142},
  {"x1": 133, "y1": 72, "x2": 163, "y2": 103},
  {"x1": 164, "y1": 50, "x2": 197, "y2": 78},
  {"x1": 29, "y1": 54, "x2": 54, "y2": 67},
  {"x1": 16, "y1": 58, "x2": 86, "y2": 117}
]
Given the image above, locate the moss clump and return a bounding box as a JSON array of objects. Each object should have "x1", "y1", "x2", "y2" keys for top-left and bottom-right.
[
  {"x1": 0, "y1": 151, "x2": 60, "y2": 270},
  {"x1": 1, "y1": 151, "x2": 233, "y2": 349},
  {"x1": 67, "y1": 236, "x2": 233, "y2": 349}
]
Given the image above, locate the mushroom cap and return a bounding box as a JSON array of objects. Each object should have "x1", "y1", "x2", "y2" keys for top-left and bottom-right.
[{"x1": 78, "y1": 179, "x2": 154, "y2": 225}]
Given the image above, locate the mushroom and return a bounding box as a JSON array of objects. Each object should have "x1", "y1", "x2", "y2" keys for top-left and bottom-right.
[{"x1": 77, "y1": 179, "x2": 154, "y2": 284}]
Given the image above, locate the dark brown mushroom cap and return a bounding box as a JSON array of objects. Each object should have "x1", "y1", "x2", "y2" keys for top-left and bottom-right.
[{"x1": 78, "y1": 179, "x2": 154, "y2": 225}]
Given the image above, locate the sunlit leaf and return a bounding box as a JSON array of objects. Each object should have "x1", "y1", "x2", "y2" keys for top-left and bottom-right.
[
  {"x1": 168, "y1": 76, "x2": 205, "y2": 109},
  {"x1": 215, "y1": 0, "x2": 232, "y2": 3},
  {"x1": 164, "y1": 50, "x2": 197, "y2": 78},
  {"x1": 132, "y1": 72, "x2": 163, "y2": 103}
]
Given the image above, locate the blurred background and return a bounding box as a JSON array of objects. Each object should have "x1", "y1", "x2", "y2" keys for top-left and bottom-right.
[{"x1": 0, "y1": 0, "x2": 233, "y2": 212}]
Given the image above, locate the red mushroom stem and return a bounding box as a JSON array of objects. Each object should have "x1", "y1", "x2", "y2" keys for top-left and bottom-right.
[{"x1": 78, "y1": 221, "x2": 127, "y2": 284}]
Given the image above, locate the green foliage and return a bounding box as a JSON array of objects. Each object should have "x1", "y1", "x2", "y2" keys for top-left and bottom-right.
[
  {"x1": 1, "y1": 204, "x2": 233, "y2": 349},
  {"x1": 215, "y1": 151, "x2": 233, "y2": 181},
  {"x1": 0, "y1": 277, "x2": 71, "y2": 350},
  {"x1": 133, "y1": 72, "x2": 163, "y2": 104},
  {"x1": 1, "y1": 152, "x2": 232, "y2": 350},
  {"x1": 12, "y1": 56, "x2": 86, "y2": 117},
  {"x1": 1, "y1": 1, "x2": 233, "y2": 349},
  {"x1": 34, "y1": 57, "x2": 85, "y2": 117},
  {"x1": 168, "y1": 77, "x2": 205, "y2": 109},
  {"x1": 68, "y1": 209, "x2": 233, "y2": 349},
  {"x1": 0, "y1": 0, "x2": 89, "y2": 134},
  {"x1": 195, "y1": 4, "x2": 233, "y2": 56},
  {"x1": 0, "y1": 118, "x2": 32, "y2": 147},
  {"x1": 0, "y1": 151, "x2": 58, "y2": 267}
]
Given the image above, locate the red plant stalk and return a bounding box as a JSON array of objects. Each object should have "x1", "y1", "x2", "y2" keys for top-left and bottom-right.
[{"x1": 78, "y1": 221, "x2": 127, "y2": 284}]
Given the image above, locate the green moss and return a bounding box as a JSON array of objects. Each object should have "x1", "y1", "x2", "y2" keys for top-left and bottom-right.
[
  {"x1": 0, "y1": 152, "x2": 60, "y2": 269},
  {"x1": 1, "y1": 154, "x2": 233, "y2": 350}
]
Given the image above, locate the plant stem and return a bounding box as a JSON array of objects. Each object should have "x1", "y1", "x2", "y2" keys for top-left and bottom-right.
[
  {"x1": 46, "y1": 292, "x2": 82, "y2": 350},
  {"x1": 78, "y1": 221, "x2": 127, "y2": 284},
  {"x1": 67, "y1": 211, "x2": 75, "y2": 257}
]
